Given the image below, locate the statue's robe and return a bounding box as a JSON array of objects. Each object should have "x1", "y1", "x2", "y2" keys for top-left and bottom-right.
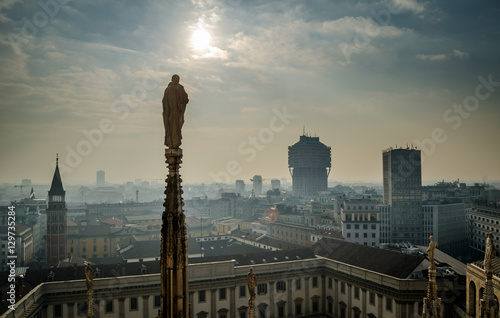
[{"x1": 163, "y1": 82, "x2": 189, "y2": 147}]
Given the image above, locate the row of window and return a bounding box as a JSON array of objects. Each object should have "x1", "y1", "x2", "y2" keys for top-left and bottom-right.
[
  {"x1": 346, "y1": 224, "x2": 377, "y2": 230},
  {"x1": 346, "y1": 233, "x2": 377, "y2": 239},
  {"x1": 54, "y1": 296, "x2": 160, "y2": 317},
  {"x1": 199, "y1": 277, "x2": 328, "y2": 303}
]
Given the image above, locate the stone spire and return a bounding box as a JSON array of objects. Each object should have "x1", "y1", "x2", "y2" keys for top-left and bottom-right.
[
  {"x1": 422, "y1": 235, "x2": 442, "y2": 318},
  {"x1": 479, "y1": 233, "x2": 498, "y2": 318},
  {"x1": 159, "y1": 75, "x2": 189, "y2": 318}
]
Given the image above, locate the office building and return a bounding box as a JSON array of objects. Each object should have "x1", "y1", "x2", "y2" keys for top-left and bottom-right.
[
  {"x1": 288, "y1": 135, "x2": 331, "y2": 196},
  {"x1": 382, "y1": 147, "x2": 423, "y2": 244},
  {"x1": 235, "y1": 180, "x2": 245, "y2": 195},
  {"x1": 96, "y1": 170, "x2": 105, "y2": 187},
  {"x1": 252, "y1": 175, "x2": 263, "y2": 196},
  {"x1": 341, "y1": 197, "x2": 380, "y2": 246}
]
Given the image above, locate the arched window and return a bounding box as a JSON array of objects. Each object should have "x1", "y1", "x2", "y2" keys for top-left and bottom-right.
[{"x1": 468, "y1": 280, "x2": 476, "y2": 316}]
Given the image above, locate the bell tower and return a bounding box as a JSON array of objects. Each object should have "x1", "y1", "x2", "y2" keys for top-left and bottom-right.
[{"x1": 46, "y1": 155, "x2": 68, "y2": 264}]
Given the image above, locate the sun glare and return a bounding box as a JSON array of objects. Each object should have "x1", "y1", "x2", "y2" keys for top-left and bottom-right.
[{"x1": 191, "y1": 27, "x2": 211, "y2": 52}]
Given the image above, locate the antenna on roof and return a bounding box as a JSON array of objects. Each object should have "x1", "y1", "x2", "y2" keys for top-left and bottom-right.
[{"x1": 303, "y1": 125, "x2": 305, "y2": 136}]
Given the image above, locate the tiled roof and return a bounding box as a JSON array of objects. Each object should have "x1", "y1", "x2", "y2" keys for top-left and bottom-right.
[
  {"x1": 189, "y1": 248, "x2": 316, "y2": 266},
  {"x1": 312, "y1": 238, "x2": 425, "y2": 279}
]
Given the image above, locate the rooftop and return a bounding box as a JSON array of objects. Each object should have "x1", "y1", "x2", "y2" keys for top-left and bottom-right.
[{"x1": 312, "y1": 238, "x2": 425, "y2": 279}]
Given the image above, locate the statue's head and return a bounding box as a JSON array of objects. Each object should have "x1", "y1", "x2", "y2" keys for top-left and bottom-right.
[
  {"x1": 172, "y1": 74, "x2": 180, "y2": 83},
  {"x1": 429, "y1": 235, "x2": 434, "y2": 241},
  {"x1": 488, "y1": 232, "x2": 493, "y2": 239}
]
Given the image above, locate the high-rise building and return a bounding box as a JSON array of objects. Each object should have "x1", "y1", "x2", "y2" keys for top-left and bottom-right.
[
  {"x1": 288, "y1": 135, "x2": 331, "y2": 196},
  {"x1": 381, "y1": 147, "x2": 422, "y2": 244},
  {"x1": 96, "y1": 170, "x2": 105, "y2": 187},
  {"x1": 271, "y1": 179, "x2": 280, "y2": 191},
  {"x1": 46, "y1": 157, "x2": 68, "y2": 264},
  {"x1": 251, "y1": 175, "x2": 263, "y2": 196},
  {"x1": 235, "y1": 179, "x2": 245, "y2": 195}
]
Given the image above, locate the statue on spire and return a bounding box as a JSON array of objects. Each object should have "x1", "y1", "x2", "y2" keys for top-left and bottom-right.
[{"x1": 162, "y1": 74, "x2": 189, "y2": 148}]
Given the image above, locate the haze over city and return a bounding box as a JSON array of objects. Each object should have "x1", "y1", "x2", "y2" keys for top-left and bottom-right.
[{"x1": 1, "y1": 0, "x2": 500, "y2": 185}]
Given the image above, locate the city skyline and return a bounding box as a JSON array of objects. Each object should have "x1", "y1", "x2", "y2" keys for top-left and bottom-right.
[{"x1": 1, "y1": 0, "x2": 500, "y2": 185}]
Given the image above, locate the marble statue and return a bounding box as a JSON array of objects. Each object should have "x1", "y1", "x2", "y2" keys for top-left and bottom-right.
[
  {"x1": 162, "y1": 74, "x2": 189, "y2": 148},
  {"x1": 427, "y1": 235, "x2": 438, "y2": 269},
  {"x1": 484, "y1": 232, "x2": 496, "y2": 270}
]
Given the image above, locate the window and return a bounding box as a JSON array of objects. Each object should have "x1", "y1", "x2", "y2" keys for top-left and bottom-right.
[
  {"x1": 296, "y1": 303, "x2": 302, "y2": 315},
  {"x1": 82, "y1": 246, "x2": 86, "y2": 253},
  {"x1": 276, "y1": 281, "x2": 286, "y2": 292},
  {"x1": 341, "y1": 282, "x2": 346, "y2": 294},
  {"x1": 363, "y1": 224, "x2": 368, "y2": 230},
  {"x1": 54, "y1": 304, "x2": 62, "y2": 317},
  {"x1": 258, "y1": 283, "x2": 268, "y2": 295},
  {"x1": 312, "y1": 299, "x2": 319, "y2": 312},
  {"x1": 346, "y1": 224, "x2": 351, "y2": 229},
  {"x1": 386, "y1": 298, "x2": 392, "y2": 311},
  {"x1": 199, "y1": 290, "x2": 206, "y2": 303},
  {"x1": 296, "y1": 279, "x2": 301, "y2": 290},
  {"x1": 240, "y1": 313, "x2": 246, "y2": 318},
  {"x1": 354, "y1": 287, "x2": 360, "y2": 299},
  {"x1": 364, "y1": 233, "x2": 367, "y2": 238},
  {"x1": 105, "y1": 300, "x2": 113, "y2": 313},
  {"x1": 369, "y1": 292, "x2": 375, "y2": 305},
  {"x1": 312, "y1": 277, "x2": 318, "y2": 287},
  {"x1": 240, "y1": 285, "x2": 246, "y2": 298},
  {"x1": 77, "y1": 302, "x2": 86, "y2": 315},
  {"x1": 328, "y1": 278, "x2": 333, "y2": 289},
  {"x1": 278, "y1": 304, "x2": 285, "y2": 317},
  {"x1": 219, "y1": 288, "x2": 226, "y2": 300},
  {"x1": 355, "y1": 224, "x2": 359, "y2": 229},
  {"x1": 130, "y1": 297, "x2": 138, "y2": 310}
]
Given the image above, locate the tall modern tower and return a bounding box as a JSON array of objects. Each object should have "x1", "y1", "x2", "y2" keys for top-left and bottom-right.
[
  {"x1": 382, "y1": 147, "x2": 423, "y2": 244},
  {"x1": 288, "y1": 135, "x2": 331, "y2": 196},
  {"x1": 96, "y1": 170, "x2": 105, "y2": 187},
  {"x1": 46, "y1": 156, "x2": 68, "y2": 264},
  {"x1": 251, "y1": 175, "x2": 263, "y2": 196}
]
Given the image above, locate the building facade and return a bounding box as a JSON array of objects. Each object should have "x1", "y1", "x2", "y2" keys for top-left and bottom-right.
[
  {"x1": 382, "y1": 147, "x2": 423, "y2": 245},
  {"x1": 467, "y1": 206, "x2": 500, "y2": 260},
  {"x1": 422, "y1": 202, "x2": 468, "y2": 258},
  {"x1": 3, "y1": 243, "x2": 455, "y2": 318},
  {"x1": 288, "y1": 135, "x2": 331, "y2": 197},
  {"x1": 341, "y1": 197, "x2": 380, "y2": 246}
]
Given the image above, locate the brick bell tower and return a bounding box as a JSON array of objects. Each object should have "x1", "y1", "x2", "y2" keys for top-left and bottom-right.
[{"x1": 46, "y1": 155, "x2": 68, "y2": 264}]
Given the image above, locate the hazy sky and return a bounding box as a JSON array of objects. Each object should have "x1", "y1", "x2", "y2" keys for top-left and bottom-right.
[{"x1": 1, "y1": 0, "x2": 500, "y2": 185}]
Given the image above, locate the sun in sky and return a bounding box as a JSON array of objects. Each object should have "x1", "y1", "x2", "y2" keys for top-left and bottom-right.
[{"x1": 191, "y1": 26, "x2": 212, "y2": 52}]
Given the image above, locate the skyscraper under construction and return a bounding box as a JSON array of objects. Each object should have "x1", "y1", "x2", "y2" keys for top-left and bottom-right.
[{"x1": 288, "y1": 134, "x2": 331, "y2": 196}]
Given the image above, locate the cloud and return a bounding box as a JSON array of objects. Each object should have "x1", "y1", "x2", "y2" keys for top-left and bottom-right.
[
  {"x1": 416, "y1": 53, "x2": 448, "y2": 61},
  {"x1": 391, "y1": 0, "x2": 426, "y2": 14},
  {"x1": 452, "y1": 49, "x2": 469, "y2": 59},
  {"x1": 416, "y1": 49, "x2": 470, "y2": 62},
  {"x1": 226, "y1": 16, "x2": 407, "y2": 70}
]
